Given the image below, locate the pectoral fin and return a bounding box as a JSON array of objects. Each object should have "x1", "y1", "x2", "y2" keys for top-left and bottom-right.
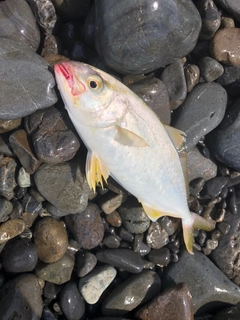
[
  {"x1": 86, "y1": 151, "x2": 109, "y2": 192},
  {"x1": 115, "y1": 125, "x2": 148, "y2": 147}
]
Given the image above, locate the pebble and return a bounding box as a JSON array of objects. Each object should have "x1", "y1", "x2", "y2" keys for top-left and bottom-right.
[
  {"x1": 205, "y1": 239, "x2": 218, "y2": 250},
  {"x1": 0, "y1": 199, "x2": 13, "y2": 222},
  {"x1": 202, "y1": 177, "x2": 228, "y2": 198},
  {"x1": 118, "y1": 227, "x2": 134, "y2": 242},
  {"x1": 0, "y1": 218, "x2": 26, "y2": 244},
  {"x1": 0, "y1": 119, "x2": 21, "y2": 134},
  {"x1": 217, "y1": 221, "x2": 231, "y2": 235},
  {"x1": 118, "y1": 198, "x2": 150, "y2": 234},
  {"x1": 96, "y1": 248, "x2": 144, "y2": 273},
  {"x1": 22, "y1": 193, "x2": 42, "y2": 214},
  {"x1": 105, "y1": 211, "x2": 122, "y2": 227},
  {"x1": 198, "y1": 0, "x2": 221, "y2": 40},
  {"x1": 214, "y1": 305, "x2": 240, "y2": 320},
  {"x1": 41, "y1": 34, "x2": 59, "y2": 57},
  {"x1": 215, "y1": 0, "x2": 240, "y2": 23},
  {"x1": 79, "y1": 265, "x2": 117, "y2": 304},
  {"x1": 185, "y1": 64, "x2": 200, "y2": 93},
  {"x1": 99, "y1": 192, "x2": 128, "y2": 215},
  {"x1": 173, "y1": 83, "x2": 227, "y2": 150},
  {"x1": 34, "y1": 158, "x2": 91, "y2": 214},
  {"x1": 95, "y1": 0, "x2": 201, "y2": 74},
  {"x1": 29, "y1": 107, "x2": 80, "y2": 164},
  {"x1": 228, "y1": 191, "x2": 238, "y2": 215},
  {"x1": 0, "y1": 274, "x2": 42, "y2": 320},
  {"x1": 0, "y1": 135, "x2": 14, "y2": 157},
  {"x1": 1, "y1": 238, "x2": 38, "y2": 273},
  {"x1": 211, "y1": 28, "x2": 240, "y2": 66},
  {"x1": 60, "y1": 281, "x2": 85, "y2": 320},
  {"x1": 133, "y1": 234, "x2": 151, "y2": 255},
  {"x1": 102, "y1": 270, "x2": 161, "y2": 316},
  {"x1": 161, "y1": 58, "x2": 187, "y2": 110},
  {"x1": 135, "y1": 283, "x2": 193, "y2": 320},
  {"x1": 147, "y1": 247, "x2": 171, "y2": 267},
  {"x1": 76, "y1": 251, "x2": 97, "y2": 277},
  {"x1": 9, "y1": 129, "x2": 41, "y2": 174},
  {"x1": 221, "y1": 16, "x2": 235, "y2": 29},
  {"x1": 0, "y1": 0, "x2": 40, "y2": 50},
  {"x1": 103, "y1": 235, "x2": 121, "y2": 249},
  {"x1": 0, "y1": 157, "x2": 17, "y2": 200},
  {"x1": 34, "y1": 217, "x2": 68, "y2": 263},
  {"x1": 35, "y1": 252, "x2": 75, "y2": 285},
  {"x1": 17, "y1": 167, "x2": 31, "y2": 188},
  {"x1": 162, "y1": 250, "x2": 240, "y2": 314},
  {"x1": 129, "y1": 77, "x2": 171, "y2": 125},
  {"x1": 159, "y1": 216, "x2": 180, "y2": 236},
  {"x1": 52, "y1": 0, "x2": 90, "y2": 20},
  {"x1": 0, "y1": 38, "x2": 57, "y2": 120},
  {"x1": 199, "y1": 57, "x2": 224, "y2": 82},
  {"x1": 65, "y1": 203, "x2": 104, "y2": 250},
  {"x1": 146, "y1": 222, "x2": 169, "y2": 249}
]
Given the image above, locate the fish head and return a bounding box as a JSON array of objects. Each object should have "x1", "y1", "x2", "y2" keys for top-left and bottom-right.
[{"x1": 54, "y1": 61, "x2": 115, "y2": 127}]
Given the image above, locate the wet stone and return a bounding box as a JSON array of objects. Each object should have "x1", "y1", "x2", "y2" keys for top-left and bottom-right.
[
  {"x1": 0, "y1": 199, "x2": 13, "y2": 222},
  {"x1": 146, "y1": 222, "x2": 169, "y2": 249},
  {"x1": 228, "y1": 191, "x2": 238, "y2": 215},
  {"x1": 65, "y1": 203, "x2": 104, "y2": 250},
  {"x1": 187, "y1": 147, "x2": 217, "y2": 182},
  {"x1": 99, "y1": 192, "x2": 128, "y2": 215},
  {"x1": 95, "y1": 0, "x2": 201, "y2": 74},
  {"x1": 1, "y1": 238, "x2": 38, "y2": 273},
  {"x1": 103, "y1": 235, "x2": 121, "y2": 249},
  {"x1": 148, "y1": 247, "x2": 171, "y2": 267},
  {"x1": 34, "y1": 217, "x2": 68, "y2": 263},
  {"x1": 159, "y1": 216, "x2": 180, "y2": 236},
  {"x1": 129, "y1": 77, "x2": 171, "y2": 125},
  {"x1": 162, "y1": 250, "x2": 240, "y2": 314},
  {"x1": 102, "y1": 270, "x2": 161, "y2": 316},
  {"x1": 214, "y1": 305, "x2": 240, "y2": 320},
  {"x1": 0, "y1": 38, "x2": 57, "y2": 120},
  {"x1": 34, "y1": 158, "x2": 91, "y2": 214},
  {"x1": 189, "y1": 177, "x2": 205, "y2": 198},
  {"x1": 211, "y1": 28, "x2": 240, "y2": 66},
  {"x1": 133, "y1": 234, "x2": 151, "y2": 255},
  {"x1": 105, "y1": 210, "x2": 122, "y2": 227},
  {"x1": 0, "y1": 0, "x2": 40, "y2": 50},
  {"x1": 0, "y1": 219, "x2": 26, "y2": 244},
  {"x1": 199, "y1": 57, "x2": 224, "y2": 82},
  {"x1": 0, "y1": 119, "x2": 21, "y2": 134},
  {"x1": 76, "y1": 251, "x2": 97, "y2": 277},
  {"x1": 0, "y1": 274, "x2": 42, "y2": 320},
  {"x1": 161, "y1": 58, "x2": 187, "y2": 110},
  {"x1": 79, "y1": 265, "x2": 117, "y2": 304},
  {"x1": 135, "y1": 283, "x2": 193, "y2": 320},
  {"x1": 35, "y1": 252, "x2": 75, "y2": 285},
  {"x1": 30, "y1": 107, "x2": 80, "y2": 164},
  {"x1": 52, "y1": 0, "x2": 91, "y2": 20},
  {"x1": 118, "y1": 198, "x2": 150, "y2": 234},
  {"x1": 60, "y1": 281, "x2": 85, "y2": 320},
  {"x1": 9, "y1": 129, "x2": 41, "y2": 174},
  {"x1": 173, "y1": 83, "x2": 227, "y2": 150},
  {"x1": 0, "y1": 157, "x2": 17, "y2": 200},
  {"x1": 96, "y1": 248, "x2": 144, "y2": 273},
  {"x1": 201, "y1": 177, "x2": 227, "y2": 199},
  {"x1": 185, "y1": 64, "x2": 200, "y2": 93}
]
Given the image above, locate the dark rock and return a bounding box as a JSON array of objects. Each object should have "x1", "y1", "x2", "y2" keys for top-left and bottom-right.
[
  {"x1": 34, "y1": 158, "x2": 91, "y2": 214},
  {"x1": 0, "y1": 199, "x2": 13, "y2": 222},
  {"x1": 118, "y1": 227, "x2": 134, "y2": 242},
  {"x1": 0, "y1": 157, "x2": 17, "y2": 200},
  {"x1": 214, "y1": 305, "x2": 240, "y2": 320},
  {"x1": 103, "y1": 235, "x2": 121, "y2": 249},
  {"x1": 52, "y1": 0, "x2": 90, "y2": 20},
  {"x1": 65, "y1": 203, "x2": 104, "y2": 250},
  {"x1": 102, "y1": 270, "x2": 161, "y2": 316},
  {"x1": 1, "y1": 238, "x2": 38, "y2": 273},
  {"x1": 41, "y1": 34, "x2": 60, "y2": 57},
  {"x1": 0, "y1": 274, "x2": 42, "y2": 320},
  {"x1": 76, "y1": 251, "x2": 97, "y2": 277},
  {"x1": 133, "y1": 234, "x2": 151, "y2": 255},
  {"x1": 173, "y1": 83, "x2": 227, "y2": 150},
  {"x1": 83, "y1": 2, "x2": 95, "y2": 48},
  {"x1": 201, "y1": 177, "x2": 228, "y2": 198},
  {"x1": 96, "y1": 248, "x2": 144, "y2": 273},
  {"x1": 199, "y1": 56, "x2": 224, "y2": 82},
  {"x1": 71, "y1": 40, "x2": 89, "y2": 62},
  {"x1": 45, "y1": 202, "x2": 72, "y2": 218},
  {"x1": 148, "y1": 247, "x2": 171, "y2": 266},
  {"x1": 95, "y1": 0, "x2": 201, "y2": 74},
  {"x1": 217, "y1": 65, "x2": 240, "y2": 87},
  {"x1": 0, "y1": 38, "x2": 57, "y2": 120},
  {"x1": 159, "y1": 216, "x2": 180, "y2": 236},
  {"x1": 22, "y1": 193, "x2": 42, "y2": 214},
  {"x1": 214, "y1": 0, "x2": 240, "y2": 23}
]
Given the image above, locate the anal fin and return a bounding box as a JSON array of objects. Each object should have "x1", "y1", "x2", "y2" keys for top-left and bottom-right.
[
  {"x1": 141, "y1": 202, "x2": 175, "y2": 222},
  {"x1": 86, "y1": 150, "x2": 109, "y2": 192}
]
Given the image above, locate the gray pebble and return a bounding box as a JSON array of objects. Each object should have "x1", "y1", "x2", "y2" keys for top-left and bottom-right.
[
  {"x1": 159, "y1": 216, "x2": 180, "y2": 236},
  {"x1": 0, "y1": 199, "x2": 13, "y2": 222},
  {"x1": 148, "y1": 247, "x2": 171, "y2": 266},
  {"x1": 214, "y1": 0, "x2": 240, "y2": 22},
  {"x1": 118, "y1": 227, "x2": 134, "y2": 242},
  {"x1": 199, "y1": 57, "x2": 224, "y2": 82},
  {"x1": 103, "y1": 235, "x2": 121, "y2": 249},
  {"x1": 202, "y1": 176, "x2": 227, "y2": 198},
  {"x1": 198, "y1": 0, "x2": 221, "y2": 40},
  {"x1": 43, "y1": 281, "x2": 62, "y2": 301},
  {"x1": 146, "y1": 222, "x2": 169, "y2": 249},
  {"x1": 133, "y1": 234, "x2": 151, "y2": 255},
  {"x1": 76, "y1": 251, "x2": 97, "y2": 278}
]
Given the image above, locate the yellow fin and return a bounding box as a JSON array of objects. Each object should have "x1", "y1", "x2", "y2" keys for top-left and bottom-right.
[
  {"x1": 86, "y1": 151, "x2": 109, "y2": 192},
  {"x1": 115, "y1": 125, "x2": 148, "y2": 147},
  {"x1": 141, "y1": 202, "x2": 174, "y2": 221}
]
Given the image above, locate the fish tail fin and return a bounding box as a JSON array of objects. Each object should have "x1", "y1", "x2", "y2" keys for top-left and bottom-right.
[{"x1": 183, "y1": 213, "x2": 215, "y2": 254}]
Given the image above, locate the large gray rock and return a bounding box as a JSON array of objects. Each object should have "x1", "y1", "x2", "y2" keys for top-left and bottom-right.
[
  {"x1": 95, "y1": 0, "x2": 201, "y2": 74},
  {"x1": 0, "y1": 39, "x2": 57, "y2": 120}
]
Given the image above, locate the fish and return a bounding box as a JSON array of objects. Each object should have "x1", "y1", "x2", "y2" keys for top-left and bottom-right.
[{"x1": 54, "y1": 61, "x2": 215, "y2": 254}]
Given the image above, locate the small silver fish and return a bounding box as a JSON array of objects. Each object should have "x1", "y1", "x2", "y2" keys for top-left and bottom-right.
[{"x1": 54, "y1": 61, "x2": 215, "y2": 253}]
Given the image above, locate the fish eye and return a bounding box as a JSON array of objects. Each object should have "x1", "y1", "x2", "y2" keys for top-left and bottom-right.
[{"x1": 87, "y1": 75, "x2": 103, "y2": 91}]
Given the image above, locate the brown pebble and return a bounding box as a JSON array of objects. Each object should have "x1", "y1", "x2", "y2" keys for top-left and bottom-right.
[
  {"x1": 0, "y1": 119, "x2": 21, "y2": 134},
  {"x1": 105, "y1": 210, "x2": 122, "y2": 227},
  {"x1": 211, "y1": 28, "x2": 240, "y2": 66},
  {"x1": 221, "y1": 17, "x2": 235, "y2": 29},
  {"x1": 135, "y1": 283, "x2": 193, "y2": 320},
  {"x1": 0, "y1": 219, "x2": 26, "y2": 244},
  {"x1": 185, "y1": 64, "x2": 200, "y2": 93},
  {"x1": 34, "y1": 217, "x2": 69, "y2": 263},
  {"x1": 99, "y1": 192, "x2": 128, "y2": 215}
]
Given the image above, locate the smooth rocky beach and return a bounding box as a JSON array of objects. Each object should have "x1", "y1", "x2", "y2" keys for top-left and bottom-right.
[{"x1": 1, "y1": 0, "x2": 240, "y2": 319}]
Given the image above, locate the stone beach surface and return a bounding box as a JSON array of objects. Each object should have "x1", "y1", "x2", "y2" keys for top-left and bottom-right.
[{"x1": 1, "y1": 0, "x2": 240, "y2": 319}]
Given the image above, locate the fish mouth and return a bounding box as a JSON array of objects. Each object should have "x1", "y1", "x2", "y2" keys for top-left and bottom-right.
[{"x1": 55, "y1": 62, "x2": 86, "y2": 96}]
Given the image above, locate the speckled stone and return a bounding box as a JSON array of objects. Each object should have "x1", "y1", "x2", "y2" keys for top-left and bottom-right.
[
  {"x1": 35, "y1": 252, "x2": 75, "y2": 284},
  {"x1": 0, "y1": 38, "x2": 57, "y2": 120},
  {"x1": 0, "y1": 157, "x2": 17, "y2": 200},
  {"x1": 65, "y1": 203, "x2": 104, "y2": 250},
  {"x1": 135, "y1": 283, "x2": 193, "y2": 320},
  {"x1": 95, "y1": 0, "x2": 201, "y2": 74},
  {"x1": 34, "y1": 217, "x2": 68, "y2": 263},
  {"x1": 102, "y1": 270, "x2": 161, "y2": 316},
  {"x1": 34, "y1": 158, "x2": 91, "y2": 214},
  {"x1": 146, "y1": 222, "x2": 169, "y2": 249},
  {"x1": 0, "y1": 219, "x2": 26, "y2": 244},
  {"x1": 0, "y1": 274, "x2": 42, "y2": 320},
  {"x1": 173, "y1": 83, "x2": 227, "y2": 150},
  {"x1": 79, "y1": 265, "x2": 117, "y2": 304}
]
